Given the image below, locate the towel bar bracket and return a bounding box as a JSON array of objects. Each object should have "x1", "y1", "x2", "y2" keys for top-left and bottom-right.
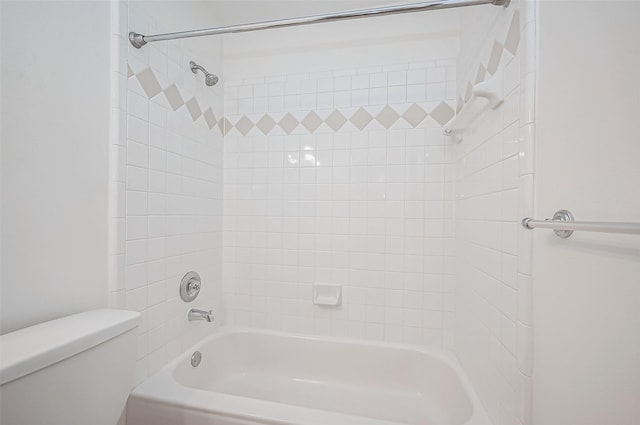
[{"x1": 522, "y1": 210, "x2": 574, "y2": 238}]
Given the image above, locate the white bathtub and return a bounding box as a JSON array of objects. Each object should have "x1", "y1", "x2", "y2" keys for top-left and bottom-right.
[{"x1": 127, "y1": 328, "x2": 490, "y2": 425}]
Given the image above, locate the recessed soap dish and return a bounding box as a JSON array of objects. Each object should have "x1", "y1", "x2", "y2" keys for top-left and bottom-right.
[{"x1": 312, "y1": 283, "x2": 341, "y2": 306}]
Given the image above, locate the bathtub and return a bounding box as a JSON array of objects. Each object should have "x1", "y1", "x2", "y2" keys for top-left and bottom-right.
[{"x1": 127, "y1": 328, "x2": 490, "y2": 425}]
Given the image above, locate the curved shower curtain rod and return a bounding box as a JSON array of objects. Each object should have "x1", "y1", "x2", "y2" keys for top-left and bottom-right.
[{"x1": 129, "y1": 0, "x2": 510, "y2": 48}]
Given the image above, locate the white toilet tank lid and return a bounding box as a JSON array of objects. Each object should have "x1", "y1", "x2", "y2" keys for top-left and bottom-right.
[{"x1": 0, "y1": 309, "x2": 140, "y2": 385}]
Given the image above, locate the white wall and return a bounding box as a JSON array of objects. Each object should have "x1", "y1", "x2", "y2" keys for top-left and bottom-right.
[
  {"x1": 533, "y1": 2, "x2": 640, "y2": 424},
  {"x1": 108, "y1": 0, "x2": 225, "y2": 385},
  {"x1": 221, "y1": 8, "x2": 460, "y2": 346},
  {"x1": 222, "y1": 61, "x2": 457, "y2": 345},
  {"x1": 224, "y1": 9, "x2": 459, "y2": 80},
  {"x1": 452, "y1": 1, "x2": 535, "y2": 424},
  {"x1": 0, "y1": 1, "x2": 111, "y2": 334}
]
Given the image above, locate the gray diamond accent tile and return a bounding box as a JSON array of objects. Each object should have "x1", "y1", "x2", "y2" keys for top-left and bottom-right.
[
  {"x1": 301, "y1": 111, "x2": 323, "y2": 133},
  {"x1": 487, "y1": 41, "x2": 504, "y2": 75},
  {"x1": 475, "y1": 65, "x2": 487, "y2": 84},
  {"x1": 279, "y1": 113, "x2": 299, "y2": 134},
  {"x1": 430, "y1": 102, "x2": 455, "y2": 126},
  {"x1": 325, "y1": 110, "x2": 348, "y2": 131},
  {"x1": 127, "y1": 65, "x2": 134, "y2": 78},
  {"x1": 235, "y1": 115, "x2": 254, "y2": 136},
  {"x1": 375, "y1": 106, "x2": 400, "y2": 129},
  {"x1": 256, "y1": 114, "x2": 277, "y2": 134},
  {"x1": 222, "y1": 118, "x2": 233, "y2": 135},
  {"x1": 163, "y1": 84, "x2": 184, "y2": 111},
  {"x1": 136, "y1": 68, "x2": 163, "y2": 98},
  {"x1": 402, "y1": 104, "x2": 428, "y2": 127},
  {"x1": 185, "y1": 97, "x2": 202, "y2": 121},
  {"x1": 350, "y1": 107, "x2": 373, "y2": 130},
  {"x1": 504, "y1": 11, "x2": 520, "y2": 55},
  {"x1": 203, "y1": 109, "x2": 217, "y2": 130}
]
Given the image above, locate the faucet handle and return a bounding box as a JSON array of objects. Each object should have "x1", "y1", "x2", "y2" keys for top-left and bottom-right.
[{"x1": 180, "y1": 271, "x2": 201, "y2": 302}]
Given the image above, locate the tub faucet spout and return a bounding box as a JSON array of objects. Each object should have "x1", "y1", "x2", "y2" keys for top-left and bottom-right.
[{"x1": 188, "y1": 308, "x2": 214, "y2": 322}]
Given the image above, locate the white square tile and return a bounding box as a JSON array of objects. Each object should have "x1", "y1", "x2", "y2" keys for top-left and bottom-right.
[
  {"x1": 352, "y1": 75, "x2": 369, "y2": 90},
  {"x1": 126, "y1": 190, "x2": 147, "y2": 216},
  {"x1": 370, "y1": 72, "x2": 387, "y2": 88},
  {"x1": 388, "y1": 71, "x2": 407, "y2": 86},
  {"x1": 127, "y1": 115, "x2": 149, "y2": 144}
]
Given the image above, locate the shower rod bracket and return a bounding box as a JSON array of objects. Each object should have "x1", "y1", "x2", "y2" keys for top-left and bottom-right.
[
  {"x1": 129, "y1": 32, "x2": 147, "y2": 49},
  {"x1": 129, "y1": 0, "x2": 510, "y2": 49}
]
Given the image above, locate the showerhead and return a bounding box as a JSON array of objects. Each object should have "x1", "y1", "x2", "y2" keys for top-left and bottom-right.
[
  {"x1": 189, "y1": 61, "x2": 219, "y2": 87},
  {"x1": 205, "y1": 73, "x2": 219, "y2": 87}
]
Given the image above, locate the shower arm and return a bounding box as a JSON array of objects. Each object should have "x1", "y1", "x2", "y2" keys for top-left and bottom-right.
[
  {"x1": 129, "y1": 0, "x2": 510, "y2": 48},
  {"x1": 189, "y1": 61, "x2": 218, "y2": 87},
  {"x1": 190, "y1": 62, "x2": 208, "y2": 75}
]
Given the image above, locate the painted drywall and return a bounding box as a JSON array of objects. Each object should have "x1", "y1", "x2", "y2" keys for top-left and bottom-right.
[
  {"x1": 533, "y1": 2, "x2": 640, "y2": 424},
  {"x1": 0, "y1": 1, "x2": 111, "y2": 334},
  {"x1": 210, "y1": 0, "x2": 416, "y2": 27},
  {"x1": 224, "y1": 8, "x2": 459, "y2": 80}
]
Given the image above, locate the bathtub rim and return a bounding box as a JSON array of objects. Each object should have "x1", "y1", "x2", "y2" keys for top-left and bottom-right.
[{"x1": 129, "y1": 326, "x2": 492, "y2": 425}]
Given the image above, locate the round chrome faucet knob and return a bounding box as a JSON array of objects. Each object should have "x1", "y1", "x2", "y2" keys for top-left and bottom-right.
[
  {"x1": 186, "y1": 279, "x2": 200, "y2": 296},
  {"x1": 180, "y1": 271, "x2": 201, "y2": 302}
]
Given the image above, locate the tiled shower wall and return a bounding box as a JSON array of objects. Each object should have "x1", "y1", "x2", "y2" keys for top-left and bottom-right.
[
  {"x1": 452, "y1": 1, "x2": 535, "y2": 424},
  {"x1": 108, "y1": 0, "x2": 224, "y2": 385},
  {"x1": 222, "y1": 61, "x2": 458, "y2": 347},
  {"x1": 107, "y1": 3, "x2": 535, "y2": 424}
]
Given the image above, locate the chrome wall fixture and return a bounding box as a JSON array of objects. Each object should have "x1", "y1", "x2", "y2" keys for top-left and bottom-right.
[
  {"x1": 191, "y1": 351, "x2": 202, "y2": 367},
  {"x1": 187, "y1": 308, "x2": 214, "y2": 322},
  {"x1": 180, "y1": 271, "x2": 202, "y2": 302},
  {"x1": 129, "y1": 0, "x2": 510, "y2": 48},
  {"x1": 190, "y1": 61, "x2": 218, "y2": 86},
  {"x1": 521, "y1": 210, "x2": 640, "y2": 239}
]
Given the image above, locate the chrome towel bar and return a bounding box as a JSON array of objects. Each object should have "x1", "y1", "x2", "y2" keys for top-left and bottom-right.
[{"x1": 521, "y1": 210, "x2": 640, "y2": 239}]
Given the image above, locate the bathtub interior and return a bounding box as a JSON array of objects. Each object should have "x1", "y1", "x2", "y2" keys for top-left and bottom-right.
[{"x1": 170, "y1": 330, "x2": 475, "y2": 425}]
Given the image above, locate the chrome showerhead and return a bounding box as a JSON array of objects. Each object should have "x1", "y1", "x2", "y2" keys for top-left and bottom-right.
[
  {"x1": 205, "y1": 73, "x2": 219, "y2": 87},
  {"x1": 189, "y1": 61, "x2": 218, "y2": 87}
]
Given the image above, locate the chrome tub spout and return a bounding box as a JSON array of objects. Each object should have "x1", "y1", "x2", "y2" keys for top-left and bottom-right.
[{"x1": 188, "y1": 308, "x2": 214, "y2": 322}]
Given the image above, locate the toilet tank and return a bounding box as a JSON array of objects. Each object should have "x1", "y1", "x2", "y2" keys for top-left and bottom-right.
[{"x1": 0, "y1": 309, "x2": 140, "y2": 425}]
